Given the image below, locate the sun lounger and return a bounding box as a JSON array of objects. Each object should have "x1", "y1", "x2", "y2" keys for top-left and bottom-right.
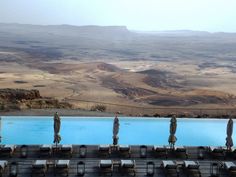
[
  {"x1": 174, "y1": 146, "x2": 188, "y2": 159},
  {"x1": 161, "y1": 160, "x2": 178, "y2": 177},
  {"x1": 183, "y1": 160, "x2": 201, "y2": 177},
  {"x1": 209, "y1": 146, "x2": 225, "y2": 159},
  {"x1": 0, "y1": 160, "x2": 8, "y2": 177},
  {"x1": 119, "y1": 160, "x2": 136, "y2": 176},
  {"x1": 99, "y1": 160, "x2": 113, "y2": 176},
  {"x1": 153, "y1": 146, "x2": 167, "y2": 159},
  {"x1": 146, "y1": 161, "x2": 155, "y2": 176},
  {"x1": 0, "y1": 145, "x2": 16, "y2": 157},
  {"x1": 39, "y1": 145, "x2": 52, "y2": 157},
  {"x1": 60, "y1": 145, "x2": 73, "y2": 157},
  {"x1": 118, "y1": 145, "x2": 131, "y2": 157},
  {"x1": 224, "y1": 161, "x2": 236, "y2": 177},
  {"x1": 77, "y1": 161, "x2": 85, "y2": 176},
  {"x1": 98, "y1": 145, "x2": 111, "y2": 157},
  {"x1": 140, "y1": 145, "x2": 147, "y2": 158},
  {"x1": 79, "y1": 145, "x2": 87, "y2": 158},
  {"x1": 55, "y1": 160, "x2": 70, "y2": 177},
  {"x1": 31, "y1": 160, "x2": 48, "y2": 177}
]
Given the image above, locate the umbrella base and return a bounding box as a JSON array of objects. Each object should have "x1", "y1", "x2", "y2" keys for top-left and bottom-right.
[{"x1": 113, "y1": 136, "x2": 119, "y2": 146}]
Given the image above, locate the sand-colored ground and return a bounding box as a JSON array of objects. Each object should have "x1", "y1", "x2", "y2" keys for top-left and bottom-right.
[
  {"x1": 0, "y1": 55, "x2": 236, "y2": 116},
  {"x1": 1, "y1": 24, "x2": 236, "y2": 116},
  {"x1": 111, "y1": 60, "x2": 236, "y2": 95}
]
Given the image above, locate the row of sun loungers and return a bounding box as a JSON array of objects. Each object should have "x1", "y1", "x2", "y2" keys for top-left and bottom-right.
[
  {"x1": 39, "y1": 144, "x2": 73, "y2": 157},
  {"x1": 0, "y1": 144, "x2": 132, "y2": 158},
  {"x1": 98, "y1": 145, "x2": 131, "y2": 157},
  {"x1": 1, "y1": 144, "x2": 236, "y2": 176},
  {"x1": 0, "y1": 159, "x2": 134, "y2": 177},
  {"x1": 161, "y1": 160, "x2": 200, "y2": 177},
  {"x1": 2, "y1": 159, "x2": 236, "y2": 176},
  {"x1": 152, "y1": 160, "x2": 205, "y2": 177},
  {"x1": 2, "y1": 145, "x2": 236, "y2": 160},
  {"x1": 152, "y1": 146, "x2": 188, "y2": 159},
  {"x1": 41, "y1": 144, "x2": 189, "y2": 159},
  {"x1": 0, "y1": 144, "x2": 235, "y2": 160},
  {"x1": 32, "y1": 159, "x2": 70, "y2": 177},
  {"x1": 0, "y1": 159, "x2": 197, "y2": 176},
  {"x1": 32, "y1": 159, "x2": 135, "y2": 176}
]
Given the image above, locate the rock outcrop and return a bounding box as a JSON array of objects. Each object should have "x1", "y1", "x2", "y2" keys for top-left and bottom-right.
[
  {"x1": 0, "y1": 88, "x2": 72, "y2": 111},
  {"x1": 0, "y1": 89, "x2": 41, "y2": 101}
]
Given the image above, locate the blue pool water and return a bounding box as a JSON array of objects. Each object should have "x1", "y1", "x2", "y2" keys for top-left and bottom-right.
[{"x1": 0, "y1": 116, "x2": 232, "y2": 146}]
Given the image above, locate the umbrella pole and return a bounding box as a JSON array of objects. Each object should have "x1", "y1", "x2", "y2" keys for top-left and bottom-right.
[{"x1": 56, "y1": 141, "x2": 58, "y2": 152}]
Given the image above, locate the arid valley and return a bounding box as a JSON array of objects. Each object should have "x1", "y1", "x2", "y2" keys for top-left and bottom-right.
[{"x1": 1, "y1": 23, "x2": 236, "y2": 116}]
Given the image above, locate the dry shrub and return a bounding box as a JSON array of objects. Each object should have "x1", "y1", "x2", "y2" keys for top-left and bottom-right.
[{"x1": 90, "y1": 104, "x2": 106, "y2": 112}]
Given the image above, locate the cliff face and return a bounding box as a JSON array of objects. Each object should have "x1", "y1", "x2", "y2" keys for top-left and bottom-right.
[{"x1": 0, "y1": 88, "x2": 71, "y2": 111}]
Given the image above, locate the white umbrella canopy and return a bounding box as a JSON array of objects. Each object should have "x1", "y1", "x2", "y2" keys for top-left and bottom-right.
[{"x1": 226, "y1": 118, "x2": 233, "y2": 151}]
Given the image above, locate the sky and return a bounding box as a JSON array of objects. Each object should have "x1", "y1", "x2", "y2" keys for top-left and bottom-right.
[{"x1": 0, "y1": 0, "x2": 236, "y2": 32}]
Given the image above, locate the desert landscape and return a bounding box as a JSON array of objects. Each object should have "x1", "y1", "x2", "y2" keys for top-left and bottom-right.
[{"x1": 0, "y1": 23, "x2": 236, "y2": 116}]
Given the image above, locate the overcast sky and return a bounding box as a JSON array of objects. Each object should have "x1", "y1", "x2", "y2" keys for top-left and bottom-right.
[{"x1": 0, "y1": 0, "x2": 236, "y2": 32}]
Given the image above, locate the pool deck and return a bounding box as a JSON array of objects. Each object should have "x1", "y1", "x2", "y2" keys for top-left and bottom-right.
[{"x1": 0, "y1": 145, "x2": 235, "y2": 177}]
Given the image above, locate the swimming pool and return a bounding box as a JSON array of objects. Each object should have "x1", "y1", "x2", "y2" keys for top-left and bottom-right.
[{"x1": 0, "y1": 116, "x2": 232, "y2": 146}]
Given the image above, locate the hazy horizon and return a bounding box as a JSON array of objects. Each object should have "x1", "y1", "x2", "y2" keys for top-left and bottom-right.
[
  {"x1": 1, "y1": 22, "x2": 234, "y2": 33},
  {"x1": 0, "y1": 0, "x2": 236, "y2": 33}
]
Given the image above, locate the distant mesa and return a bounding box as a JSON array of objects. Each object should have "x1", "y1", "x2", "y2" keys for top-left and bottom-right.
[{"x1": 0, "y1": 23, "x2": 130, "y2": 36}]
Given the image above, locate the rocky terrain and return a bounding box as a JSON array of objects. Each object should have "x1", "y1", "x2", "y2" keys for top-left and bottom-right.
[{"x1": 0, "y1": 89, "x2": 71, "y2": 111}]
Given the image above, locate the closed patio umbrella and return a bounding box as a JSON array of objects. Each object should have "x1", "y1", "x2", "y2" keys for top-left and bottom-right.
[
  {"x1": 53, "y1": 112, "x2": 61, "y2": 147},
  {"x1": 226, "y1": 117, "x2": 233, "y2": 151},
  {"x1": 113, "y1": 115, "x2": 119, "y2": 145},
  {"x1": 168, "y1": 115, "x2": 177, "y2": 149}
]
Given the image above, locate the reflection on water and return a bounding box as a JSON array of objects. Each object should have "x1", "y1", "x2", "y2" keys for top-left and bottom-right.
[{"x1": 0, "y1": 116, "x2": 231, "y2": 146}]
